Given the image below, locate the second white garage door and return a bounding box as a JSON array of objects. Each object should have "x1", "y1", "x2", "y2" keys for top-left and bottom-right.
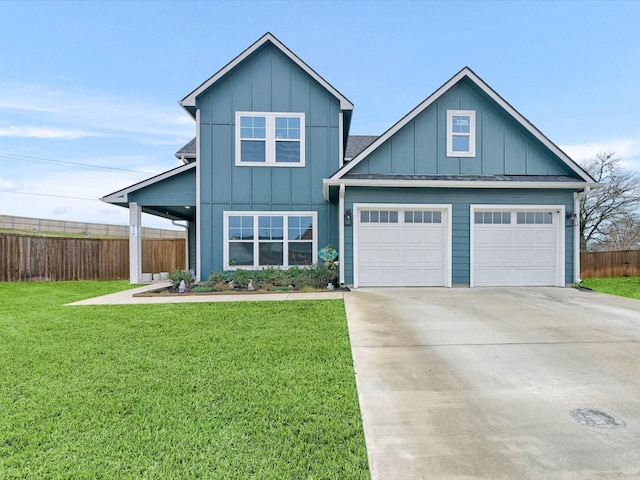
[
  {"x1": 471, "y1": 207, "x2": 564, "y2": 287},
  {"x1": 355, "y1": 205, "x2": 451, "y2": 287}
]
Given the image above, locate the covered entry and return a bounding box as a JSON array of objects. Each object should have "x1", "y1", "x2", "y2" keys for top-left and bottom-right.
[{"x1": 354, "y1": 204, "x2": 451, "y2": 287}]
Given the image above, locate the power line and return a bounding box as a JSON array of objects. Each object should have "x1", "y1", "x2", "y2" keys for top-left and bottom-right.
[
  {"x1": 0, "y1": 151, "x2": 156, "y2": 175},
  {"x1": 0, "y1": 189, "x2": 99, "y2": 201}
]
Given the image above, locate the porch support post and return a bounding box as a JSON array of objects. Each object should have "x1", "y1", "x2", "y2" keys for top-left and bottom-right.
[
  {"x1": 339, "y1": 183, "x2": 345, "y2": 285},
  {"x1": 129, "y1": 202, "x2": 142, "y2": 284}
]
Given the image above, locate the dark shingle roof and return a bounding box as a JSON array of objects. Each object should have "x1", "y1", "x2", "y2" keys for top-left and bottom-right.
[
  {"x1": 345, "y1": 135, "x2": 378, "y2": 160},
  {"x1": 175, "y1": 138, "x2": 196, "y2": 160}
]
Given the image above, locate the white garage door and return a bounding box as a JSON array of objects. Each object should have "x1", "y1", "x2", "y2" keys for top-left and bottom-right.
[
  {"x1": 356, "y1": 206, "x2": 450, "y2": 287},
  {"x1": 472, "y1": 208, "x2": 563, "y2": 287}
]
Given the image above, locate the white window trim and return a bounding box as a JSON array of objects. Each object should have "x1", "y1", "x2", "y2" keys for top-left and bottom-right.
[
  {"x1": 235, "y1": 112, "x2": 306, "y2": 167},
  {"x1": 223, "y1": 211, "x2": 317, "y2": 270},
  {"x1": 447, "y1": 110, "x2": 476, "y2": 157}
]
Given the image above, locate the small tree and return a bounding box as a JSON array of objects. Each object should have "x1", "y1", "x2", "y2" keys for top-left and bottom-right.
[{"x1": 579, "y1": 152, "x2": 640, "y2": 251}]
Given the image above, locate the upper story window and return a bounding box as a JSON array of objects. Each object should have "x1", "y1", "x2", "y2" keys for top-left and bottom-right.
[
  {"x1": 235, "y1": 112, "x2": 305, "y2": 167},
  {"x1": 446, "y1": 110, "x2": 476, "y2": 157}
]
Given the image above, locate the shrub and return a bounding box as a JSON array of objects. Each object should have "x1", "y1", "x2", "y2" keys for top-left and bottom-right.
[
  {"x1": 207, "y1": 271, "x2": 229, "y2": 285},
  {"x1": 169, "y1": 270, "x2": 195, "y2": 289},
  {"x1": 191, "y1": 284, "x2": 213, "y2": 293}
]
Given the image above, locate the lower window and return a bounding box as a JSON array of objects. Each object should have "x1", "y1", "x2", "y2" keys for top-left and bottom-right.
[{"x1": 225, "y1": 212, "x2": 317, "y2": 269}]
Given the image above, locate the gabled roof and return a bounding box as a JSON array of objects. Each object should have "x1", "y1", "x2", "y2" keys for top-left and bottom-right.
[
  {"x1": 101, "y1": 162, "x2": 196, "y2": 204},
  {"x1": 175, "y1": 138, "x2": 196, "y2": 162},
  {"x1": 179, "y1": 32, "x2": 354, "y2": 116},
  {"x1": 330, "y1": 67, "x2": 595, "y2": 184},
  {"x1": 345, "y1": 135, "x2": 378, "y2": 161}
]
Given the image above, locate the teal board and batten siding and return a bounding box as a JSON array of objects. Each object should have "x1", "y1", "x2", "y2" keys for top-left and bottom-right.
[
  {"x1": 128, "y1": 168, "x2": 196, "y2": 207},
  {"x1": 349, "y1": 78, "x2": 576, "y2": 177},
  {"x1": 197, "y1": 43, "x2": 341, "y2": 276},
  {"x1": 342, "y1": 187, "x2": 577, "y2": 285}
]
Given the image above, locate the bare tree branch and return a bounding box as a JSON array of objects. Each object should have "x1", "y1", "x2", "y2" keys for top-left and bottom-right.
[{"x1": 579, "y1": 152, "x2": 640, "y2": 251}]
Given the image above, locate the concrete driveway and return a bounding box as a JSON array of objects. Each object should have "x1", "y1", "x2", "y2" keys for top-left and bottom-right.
[{"x1": 344, "y1": 287, "x2": 640, "y2": 480}]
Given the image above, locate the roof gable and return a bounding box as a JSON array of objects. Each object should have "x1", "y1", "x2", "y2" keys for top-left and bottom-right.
[
  {"x1": 180, "y1": 33, "x2": 354, "y2": 117},
  {"x1": 332, "y1": 67, "x2": 594, "y2": 183}
]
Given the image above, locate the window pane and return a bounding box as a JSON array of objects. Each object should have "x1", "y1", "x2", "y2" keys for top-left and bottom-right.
[
  {"x1": 240, "y1": 116, "x2": 253, "y2": 128},
  {"x1": 390, "y1": 211, "x2": 398, "y2": 223},
  {"x1": 361, "y1": 211, "x2": 369, "y2": 223},
  {"x1": 275, "y1": 141, "x2": 300, "y2": 163},
  {"x1": 289, "y1": 242, "x2": 312, "y2": 266},
  {"x1": 474, "y1": 212, "x2": 483, "y2": 224},
  {"x1": 526, "y1": 212, "x2": 534, "y2": 224},
  {"x1": 413, "y1": 211, "x2": 423, "y2": 223},
  {"x1": 259, "y1": 216, "x2": 284, "y2": 240},
  {"x1": 517, "y1": 212, "x2": 525, "y2": 224},
  {"x1": 433, "y1": 211, "x2": 442, "y2": 223},
  {"x1": 452, "y1": 135, "x2": 470, "y2": 152},
  {"x1": 229, "y1": 216, "x2": 253, "y2": 240},
  {"x1": 288, "y1": 216, "x2": 313, "y2": 240},
  {"x1": 452, "y1": 115, "x2": 470, "y2": 133},
  {"x1": 484, "y1": 212, "x2": 493, "y2": 224},
  {"x1": 380, "y1": 211, "x2": 389, "y2": 223},
  {"x1": 544, "y1": 213, "x2": 553, "y2": 224},
  {"x1": 241, "y1": 140, "x2": 266, "y2": 162},
  {"x1": 404, "y1": 211, "x2": 413, "y2": 223},
  {"x1": 229, "y1": 242, "x2": 253, "y2": 266},
  {"x1": 253, "y1": 116, "x2": 265, "y2": 128},
  {"x1": 259, "y1": 242, "x2": 283, "y2": 266},
  {"x1": 503, "y1": 212, "x2": 511, "y2": 224},
  {"x1": 424, "y1": 211, "x2": 433, "y2": 223},
  {"x1": 493, "y1": 212, "x2": 502, "y2": 224},
  {"x1": 370, "y1": 211, "x2": 379, "y2": 222}
]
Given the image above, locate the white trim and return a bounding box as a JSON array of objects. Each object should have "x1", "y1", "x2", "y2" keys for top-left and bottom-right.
[
  {"x1": 129, "y1": 202, "x2": 142, "y2": 284},
  {"x1": 573, "y1": 187, "x2": 590, "y2": 283},
  {"x1": 447, "y1": 110, "x2": 476, "y2": 157},
  {"x1": 180, "y1": 33, "x2": 354, "y2": 113},
  {"x1": 101, "y1": 162, "x2": 196, "y2": 204},
  {"x1": 338, "y1": 112, "x2": 344, "y2": 168},
  {"x1": 352, "y1": 203, "x2": 452, "y2": 288},
  {"x1": 222, "y1": 211, "x2": 318, "y2": 270},
  {"x1": 469, "y1": 204, "x2": 565, "y2": 287},
  {"x1": 195, "y1": 109, "x2": 201, "y2": 282},
  {"x1": 322, "y1": 177, "x2": 599, "y2": 201},
  {"x1": 234, "y1": 112, "x2": 305, "y2": 167},
  {"x1": 330, "y1": 67, "x2": 594, "y2": 183},
  {"x1": 339, "y1": 183, "x2": 345, "y2": 285}
]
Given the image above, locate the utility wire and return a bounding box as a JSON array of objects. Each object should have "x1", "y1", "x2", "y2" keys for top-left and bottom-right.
[
  {"x1": 0, "y1": 189, "x2": 98, "y2": 201},
  {"x1": 0, "y1": 151, "x2": 156, "y2": 175}
]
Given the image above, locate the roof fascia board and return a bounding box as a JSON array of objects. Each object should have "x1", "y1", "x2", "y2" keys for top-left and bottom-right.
[
  {"x1": 331, "y1": 67, "x2": 594, "y2": 183},
  {"x1": 323, "y1": 177, "x2": 600, "y2": 201},
  {"x1": 101, "y1": 162, "x2": 196, "y2": 204},
  {"x1": 180, "y1": 33, "x2": 354, "y2": 111}
]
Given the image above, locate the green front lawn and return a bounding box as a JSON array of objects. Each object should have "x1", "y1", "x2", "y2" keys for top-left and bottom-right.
[
  {"x1": 580, "y1": 276, "x2": 640, "y2": 300},
  {"x1": 0, "y1": 281, "x2": 369, "y2": 479}
]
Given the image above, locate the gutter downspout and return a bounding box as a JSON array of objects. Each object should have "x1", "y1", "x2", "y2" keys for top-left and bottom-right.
[
  {"x1": 172, "y1": 219, "x2": 189, "y2": 271},
  {"x1": 574, "y1": 187, "x2": 591, "y2": 283},
  {"x1": 339, "y1": 183, "x2": 345, "y2": 286}
]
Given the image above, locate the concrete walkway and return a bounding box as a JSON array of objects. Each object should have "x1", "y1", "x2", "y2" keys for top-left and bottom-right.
[
  {"x1": 66, "y1": 281, "x2": 344, "y2": 305},
  {"x1": 344, "y1": 287, "x2": 640, "y2": 480}
]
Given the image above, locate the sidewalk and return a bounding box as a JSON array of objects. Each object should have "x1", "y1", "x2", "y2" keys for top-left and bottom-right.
[{"x1": 66, "y1": 282, "x2": 344, "y2": 306}]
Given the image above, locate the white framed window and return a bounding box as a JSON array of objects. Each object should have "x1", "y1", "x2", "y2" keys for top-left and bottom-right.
[
  {"x1": 447, "y1": 110, "x2": 476, "y2": 157},
  {"x1": 235, "y1": 112, "x2": 305, "y2": 166},
  {"x1": 224, "y1": 211, "x2": 317, "y2": 269}
]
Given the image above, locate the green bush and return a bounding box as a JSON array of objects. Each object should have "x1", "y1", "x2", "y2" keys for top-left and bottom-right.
[
  {"x1": 169, "y1": 270, "x2": 195, "y2": 289},
  {"x1": 206, "y1": 271, "x2": 229, "y2": 286},
  {"x1": 191, "y1": 284, "x2": 213, "y2": 293},
  {"x1": 203, "y1": 264, "x2": 335, "y2": 291}
]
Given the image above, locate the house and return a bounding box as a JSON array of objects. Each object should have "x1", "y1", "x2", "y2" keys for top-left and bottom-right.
[{"x1": 102, "y1": 32, "x2": 597, "y2": 288}]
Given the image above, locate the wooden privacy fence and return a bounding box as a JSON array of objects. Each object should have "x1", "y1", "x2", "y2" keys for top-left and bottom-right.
[
  {"x1": 581, "y1": 250, "x2": 640, "y2": 278},
  {"x1": 0, "y1": 233, "x2": 185, "y2": 282}
]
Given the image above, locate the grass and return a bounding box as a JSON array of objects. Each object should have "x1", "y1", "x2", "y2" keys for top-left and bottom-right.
[
  {"x1": 580, "y1": 276, "x2": 640, "y2": 300},
  {"x1": 0, "y1": 281, "x2": 369, "y2": 479}
]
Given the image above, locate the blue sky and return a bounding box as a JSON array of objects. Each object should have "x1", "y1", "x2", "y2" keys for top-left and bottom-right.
[{"x1": 1, "y1": 0, "x2": 638, "y2": 229}]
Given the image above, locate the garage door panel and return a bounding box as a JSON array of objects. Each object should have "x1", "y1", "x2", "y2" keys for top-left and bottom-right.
[
  {"x1": 473, "y1": 209, "x2": 560, "y2": 287},
  {"x1": 357, "y1": 208, "x2": 449, "y2": 287}
]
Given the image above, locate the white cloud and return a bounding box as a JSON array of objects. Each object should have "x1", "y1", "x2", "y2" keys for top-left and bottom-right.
[
  {"x1": 0, "y1": 125, "x2": 101, "y2": 139},
  {"x1": 559, "y1": 139, "x2": 640, "y2": 172},
  {"x1": 0, "y1": 82, "x2": 193, "y2": 144}
]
